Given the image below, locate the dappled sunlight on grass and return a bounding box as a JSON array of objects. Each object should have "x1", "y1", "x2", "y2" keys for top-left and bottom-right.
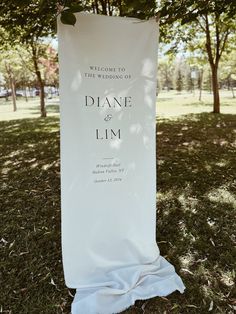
[
  {"x1": 0, "y1": 117, "x2": 67, "y2": 313},
  {"x1": 1, "y1": 106, "x2": 236, "y2": 313},
  {"x1": 140, "y1": 111, "x2": 236, "y2": 314},
  {"x1": 208, "y1": 187, "x2": 236, "y2": 208}
]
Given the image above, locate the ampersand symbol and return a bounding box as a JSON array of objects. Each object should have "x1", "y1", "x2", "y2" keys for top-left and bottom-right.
[{"x1": 104, "y1": 114, "x2": 113, "y2": 121}]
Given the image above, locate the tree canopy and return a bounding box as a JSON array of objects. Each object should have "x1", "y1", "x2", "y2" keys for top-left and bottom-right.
[{"x1": 0, "y1": 0, "x2": 235, "y2": 43}]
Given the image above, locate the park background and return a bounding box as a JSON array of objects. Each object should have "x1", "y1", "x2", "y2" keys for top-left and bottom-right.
[{"x1": 0, "y1": 1, "x2": 235, "y2": 313}]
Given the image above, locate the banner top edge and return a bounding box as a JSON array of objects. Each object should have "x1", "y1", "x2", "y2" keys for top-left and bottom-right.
[{"x1": 59, "y1": 11, "x2": 158, "y2": 25}]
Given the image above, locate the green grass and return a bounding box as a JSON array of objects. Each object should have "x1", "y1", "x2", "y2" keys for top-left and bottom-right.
[
  {"x1": 0, "y1": 94, "x2": 236, "y2": 313},
  {"x1": 157, "y1": 90, "x2": 236, "y2": 118},
  {"x1": 0, "y1": 97, "x2": 59, "y2": 121}
]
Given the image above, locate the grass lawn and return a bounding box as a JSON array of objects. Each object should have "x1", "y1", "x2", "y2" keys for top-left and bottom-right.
[
  {"x1": 0, "y1": 96, "x2": 60, "y2": 121},
  {"x1": 0, "y1": 91, "x2": 236, "y2": 313}
]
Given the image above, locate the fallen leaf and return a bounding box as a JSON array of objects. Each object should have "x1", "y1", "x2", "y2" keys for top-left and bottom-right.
[
  {"x1": 181, "y1": 268, "x2": 194, "y2": 275},
  {"x1": 50, "y1": 278, "x2": 56, "y2": 286},
  {"x1": 208, "y1": 300, "x2": 213, "y2": 311},
  {"x1": 186, "y1": 305, "x2": 199, "y2": 309}
]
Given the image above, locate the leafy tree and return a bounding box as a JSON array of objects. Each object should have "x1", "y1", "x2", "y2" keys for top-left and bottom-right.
[
  {"x1": 175, "y1": 68, "x2": 183, "y2": 92},
  {"x1": 185, "y1": 69, "x2": 194, "y2": 93},
  {"x1": 0, "y1": 1, "x2": 58, "y2": 117},
  {"x1": 28, "y1": 40, "x2": 47, "y2": 117},
  {"x1": 187, "y1": 53, "x2": 209, "y2": 100},
  {"x1": 196, "y1": 13, "x2": 235, "y2": 112},
  {"x1": 220, "y1": 50, "x2": 236, "y2": 98},
  {"x1": 203, "y1": 68, "x2": 213, "y2": 93},
  {"x1": 3, "y1": 62, "x2": 17, "y2": 111},
  {"x1": 0, "y1": 32, "x2": 30, "y2": 110},
  {"x1": 158, "y1": 57, "x2": 174, "y2": 91},
  {"x1": 0, "y1": 0, "x2": 157, "y2": 116},
  {"x1": 159, "y1": 0, "x2": 236, "y2": 113},
  {"x1": 39, "y1": 46, "x2": 59, "y2": 87}
]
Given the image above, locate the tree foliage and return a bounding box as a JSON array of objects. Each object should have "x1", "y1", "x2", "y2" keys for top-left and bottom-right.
[{"x1": 0, "y1": 0, "x2": 157, "y2": 39}]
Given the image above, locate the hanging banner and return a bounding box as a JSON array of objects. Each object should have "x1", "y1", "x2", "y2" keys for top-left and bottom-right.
[{"x1": 58, "y1": 12, "x2": 185, "y2": 314}]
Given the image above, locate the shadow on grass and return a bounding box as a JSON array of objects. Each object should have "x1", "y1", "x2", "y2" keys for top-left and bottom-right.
[
  {"x1": 223, "y1": 95, "x2": 236, "y2": 100},
  {"x1": 183, "y1": 102, "x2": 234, "y2": 108},
  {"x1": 157, "y1": 97, "x2": 174, "y2": 102},
  {"x1": 1, "y1": 114, "x2": 236, "y2": 313},
  {"x1": 46, "y1": 104, "x2": 60, "y2": 113},
  {"x1": 124, "y1": 113, "x2": 235, "y2": 314},
  {"x1": 26, "y1": 104, "x2": 60, "y2": 115},
  {"x1": 0, "y1": 117, "x2": 66, "y2": 313}
]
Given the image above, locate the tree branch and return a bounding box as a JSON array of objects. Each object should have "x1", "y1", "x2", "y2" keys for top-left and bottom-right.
[
  {"x1": 215, "y1": 13, "x2": 220, "y2": 64},
  {"x1": 205, "y1": 14, "x2": 214, "y2": 66},
  {"x1": 219, "y1": 29, "x2": 230, "y2": 59},
  {"x1": 196, "y1": 17, "x2": 206, "y2": 32}
]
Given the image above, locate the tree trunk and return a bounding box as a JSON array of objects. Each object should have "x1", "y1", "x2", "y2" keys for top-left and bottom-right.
[
  {"x1": 31, "y1": 43, "x2": 46, "y2": 117},
  {"x1": 24, "y1": 86, "x2": 28, "y2": 102},
  {"x1": 94, "y1": 0, "x2": 99, "y2": 13},
  {"x1": 107, "y1": 0, "x2": 113, "y2": 15},
  {"x1": 5, "y1": 63, "x2": 17, "y2": 111},
  {"x1": 227, "y1": 77, "x2": 230, "y2": 90},
  {"x1": 118, "y1": 0, "x2": 123, "y2": 16},
  {"x1": 10, "y1": 75, "x2": 17, "y2": 112},
  {"x1": 100, "y1": 0, "x2": 107, "y2": 15},
  {"x1": 38, "y1": 77, "x2": 46, "y2": 117},
  {"x1": 231, "y1": 78, "x2": 235, "y2": 98},
  {"x1": 211, "y1": 64, "x2": 220, "y2": 113},
  {"x1": 199, "y1": 69, "x2": 203, "y2": 101},
  {"x1": 208, "y1": 71, "x2": 212, "y2": 93},
  {"x1": 204, "y1": 14, "x2": 221, "y2": 113}
]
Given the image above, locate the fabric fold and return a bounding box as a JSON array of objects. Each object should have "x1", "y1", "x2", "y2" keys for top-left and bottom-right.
[{"x1": 72, "y1": 256, "x2": 185, "y2": 314}]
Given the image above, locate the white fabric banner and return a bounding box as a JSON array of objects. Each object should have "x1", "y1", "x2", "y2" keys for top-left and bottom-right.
[{"x1": 58, "y1": 12, "x2": 185, "y2": 314}]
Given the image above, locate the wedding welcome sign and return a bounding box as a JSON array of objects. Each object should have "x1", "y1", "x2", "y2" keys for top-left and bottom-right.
[{"x1": 58, "y1": 13, "x2": 185, "y2": 314}]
